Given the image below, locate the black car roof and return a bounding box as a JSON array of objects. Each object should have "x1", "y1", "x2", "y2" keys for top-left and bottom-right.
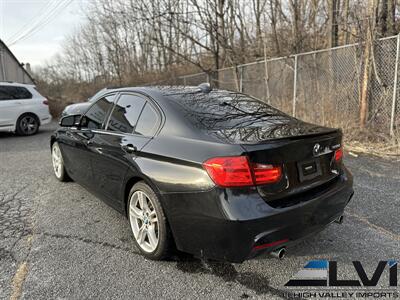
[{"x1": 104, "y1": 84, "x2": 214, "y2": 98}]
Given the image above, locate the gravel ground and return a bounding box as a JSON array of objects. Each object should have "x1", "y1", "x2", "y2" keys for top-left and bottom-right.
[{"x1": 0, "y1": 122, "x2": 399, "y2": 300}]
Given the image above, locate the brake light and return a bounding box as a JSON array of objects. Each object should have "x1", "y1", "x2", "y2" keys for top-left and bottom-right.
[
  {"x1": 43, "y1": 99, "x2": 49, "y2": 105},
  {"x1": 334, "y1": 148, "x2": 343, "y2": 162},
  {"x1": 252, "y1": 163, "x2": 282, "y2": 185},
  {"x1": 203, "y1": 156, "x2": 282, "y2": 187},
  {"x1": 203, "y1": 156, "x2": 253, "y2": 187}
]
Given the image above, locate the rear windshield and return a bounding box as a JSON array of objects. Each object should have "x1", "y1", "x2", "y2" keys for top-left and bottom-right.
[{"x1": 166, "y1": 90, "x2": 289, "y2": 130}]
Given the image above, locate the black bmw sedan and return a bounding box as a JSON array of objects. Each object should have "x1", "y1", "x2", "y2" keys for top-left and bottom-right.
[{"x1": 51, "y1": 84, "x2": 353, "y2": 263}]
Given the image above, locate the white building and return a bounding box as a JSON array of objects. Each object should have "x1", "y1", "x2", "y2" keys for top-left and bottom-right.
[{"x1": 0, "y1": 39, "x2": 34, "y2": 84}]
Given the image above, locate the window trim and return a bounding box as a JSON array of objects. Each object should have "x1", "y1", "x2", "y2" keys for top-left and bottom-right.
[{"x1": 91, "y1": 129, "x2": 126, "y2": 137}]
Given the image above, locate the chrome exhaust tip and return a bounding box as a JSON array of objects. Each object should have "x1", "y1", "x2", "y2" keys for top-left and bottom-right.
[
  {"x1": 335, "y1": 215, "x2": 344, "y2": 224},
  {"x1": 270, "y1": 247, "x2": 287, "y2": 260}
]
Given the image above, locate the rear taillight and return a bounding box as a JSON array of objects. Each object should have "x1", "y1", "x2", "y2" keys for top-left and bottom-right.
[
  {"x1": 43, "y1": 99, "x2": 49, "y2": 105},
  {"x1": 334, "y1": 148, "x2": 343, "y2": 162},
  {"x1": 203, "y1": 156, "x2": 282, "y2": 188},
  {"x1": 203, "y1": 156, "x2": 253, "y2": 187},
  {"x1": 252, "y1": 163, "x2": 282, "y2": 185}
]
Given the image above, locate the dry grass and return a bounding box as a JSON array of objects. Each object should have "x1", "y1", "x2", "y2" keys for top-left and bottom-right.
[
  {"x1": 10, "y1": 262, "x2": 28, "y2": 300},
  {"x1": 10, "y1": 236, "x2": 33, "y2": 300},
  {"x1": 344, "y1": 126, "x2": 400, "y2": 160},
  {"x1": 345, "y1": 141, "x2": 400, "y2": 160},
  {"x1": 48, "y1": 98, "x2": 73, "y2": 119}
]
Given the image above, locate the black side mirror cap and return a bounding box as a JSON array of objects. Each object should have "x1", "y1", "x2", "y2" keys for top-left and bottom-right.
[{"x1": 59, "y1": 114, "x2": 82, "y2": 127}]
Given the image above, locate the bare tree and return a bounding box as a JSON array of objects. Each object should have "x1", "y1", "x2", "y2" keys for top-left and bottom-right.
[
  {"x1": 34, "y1": 0, "x2": 400, "y2": 106},
  {"x1": 328, "y1": 0, "x2": 341, "y2": 48}
]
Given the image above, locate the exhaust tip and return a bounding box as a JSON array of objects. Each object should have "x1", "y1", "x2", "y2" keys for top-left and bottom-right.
[
  {"x1": 270, "y1": 247, "x2": 287, "y2": 260},
  {"x1": 335, "y1": 215, "x2": 344, "y2": 224},
  {"x1": 278, "y1": 248, "x2": 286, "y2": 259}
]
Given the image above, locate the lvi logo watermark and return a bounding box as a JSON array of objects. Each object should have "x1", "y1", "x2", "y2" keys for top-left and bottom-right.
[{"x1": 285, "y1": 260, "x2": 398, "y2": 287}]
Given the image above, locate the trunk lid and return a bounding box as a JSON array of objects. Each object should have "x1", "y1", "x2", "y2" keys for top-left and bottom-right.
[{"x1": 240, "y1": 128, "x2": 343, "y2": 206}]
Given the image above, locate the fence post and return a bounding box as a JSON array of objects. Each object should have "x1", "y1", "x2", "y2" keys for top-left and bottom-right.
[
  {"x1": 292, "y1": 55, "x2": 298, "y2": 117},
  {"x1": 183, "y1": 76, "x2": 187, "y2": 86},
  {"x1": 390, "y1": 34, "x2": 400, "y2": 136},
  {"x1": 264, "y1": 60, "x2": 271, "y2": 104},
  {"x1": 239, "y1": 66, "x2": 243, "y2": 92}
]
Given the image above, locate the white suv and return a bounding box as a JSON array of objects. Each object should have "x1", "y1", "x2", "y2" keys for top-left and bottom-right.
[{"x1": 0, "y1": 82, "x2": 52, "y2": 135}]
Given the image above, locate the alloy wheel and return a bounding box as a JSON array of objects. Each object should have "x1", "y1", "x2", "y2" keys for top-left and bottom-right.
[
  {"x1": 20, "y1": 116, "x2": 38, "y2": 135},
  {"x1": 129, "y1": 190, "x2": 159, "y2": 253},
  {"x1": 52, "y1": 143, "x2": 63, "y2": 179}
]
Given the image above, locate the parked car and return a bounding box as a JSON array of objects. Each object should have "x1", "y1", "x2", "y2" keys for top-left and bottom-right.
[
  {"x1": 0, "y1": 82, "x2": 51, "y2": 135},
  {"x1": 60, "y1": 88, "x2": 114, "y2": 117},
  {"x1": 50, "y1": 84, "x2": 353, "y2": 263},
  {"x1": 60, "y1": 101, "x2": 92, "y2": 118}
]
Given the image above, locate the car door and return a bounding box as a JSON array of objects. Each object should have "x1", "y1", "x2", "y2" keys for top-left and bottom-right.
[
  {"x1": 88, "y1": 93, "x2": 161, "y2": 210},
  {"x1": 0, "y1": 85, "x2": 32, "y2": 128},
  {"x1": 58, "y1": 94, "x2": 115, "y2": 186}
]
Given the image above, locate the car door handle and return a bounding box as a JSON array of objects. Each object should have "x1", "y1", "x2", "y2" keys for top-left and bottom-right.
[{"x1": 121, "y1": 143, "x2": 137, "y2": 153}]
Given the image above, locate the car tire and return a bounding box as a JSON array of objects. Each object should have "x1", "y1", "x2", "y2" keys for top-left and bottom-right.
[
  {"x1": 16, "y1": 113, "x2": 39, "y2": 136},
  {"x1": 51, "y1": 142, "x2": 71, "y2": 182},
  {"x1": 128, "y1": 181, "x2": 174, "y2": 260}
]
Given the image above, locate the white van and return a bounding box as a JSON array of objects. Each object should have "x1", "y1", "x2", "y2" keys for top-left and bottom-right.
[{"x1": 0, "y1": 82, "x2": 52, "y2": 135}]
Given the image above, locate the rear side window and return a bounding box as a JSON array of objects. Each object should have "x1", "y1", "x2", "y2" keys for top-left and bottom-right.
[
  {"x1": 106, "y1": 94, "x2": 146, "y2": 133},
  {"x1": 135, "y1": 103, "x2": 160, "y2": 136},
  {"x1": 83, "y1": 94, "x2": 115, "y2": 129},
  {"x1": 0, "y1": 86, "x2": 32, "y2": 100}
]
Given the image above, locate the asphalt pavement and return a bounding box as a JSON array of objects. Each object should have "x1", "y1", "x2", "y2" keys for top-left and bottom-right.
[{"x1": 0, "y1": 122, "x2": 399, "y2": 299}]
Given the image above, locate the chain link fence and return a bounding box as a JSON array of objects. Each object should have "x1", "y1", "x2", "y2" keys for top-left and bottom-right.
[{"x1": 166, "y1": 35, "x2": 400, "y2": 137}]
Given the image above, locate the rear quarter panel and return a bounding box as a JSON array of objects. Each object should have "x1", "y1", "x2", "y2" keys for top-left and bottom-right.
[
  {"x1": 26, "y1": 87, "x2": 51, "y2": 122},
  {"x1": 128, "y1": 135, "x2": 245, "y2": 193}
]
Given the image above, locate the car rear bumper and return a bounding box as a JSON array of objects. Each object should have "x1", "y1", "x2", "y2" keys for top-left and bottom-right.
[{"x1": 162, "y1": 168, "x2": 353, "y2": 263}]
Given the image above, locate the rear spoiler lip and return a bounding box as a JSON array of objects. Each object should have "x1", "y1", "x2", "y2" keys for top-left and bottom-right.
[{"x1": 238, "y1": 128, "x2": 341, "y2": 146}]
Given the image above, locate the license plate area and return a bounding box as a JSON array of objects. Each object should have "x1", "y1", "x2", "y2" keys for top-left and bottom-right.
[{"x1": 297, "y1": 159, "x2": 322, "y2": 182}]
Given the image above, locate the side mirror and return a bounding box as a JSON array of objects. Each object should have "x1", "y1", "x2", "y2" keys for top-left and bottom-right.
[{"x1": 59, "y1": 114, "x2": 82, "y2": 127}]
